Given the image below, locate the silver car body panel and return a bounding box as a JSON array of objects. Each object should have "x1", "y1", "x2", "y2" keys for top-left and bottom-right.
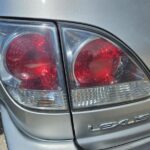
[
  {"x1": 0, "y1": 0, "x2": 150, "y2": 149},
  {"x1": 73, "y1": 98, "x2": 150, "y2": 149},
  {"x1": 0, "y1": 82, "x2": 74, "y2": 140},
  {"x1": 2, "y1": 103, "x2": 150, "y2": 150},
  {"x1": 0, "y1": 105, "x2": 77, "y2": 150}
]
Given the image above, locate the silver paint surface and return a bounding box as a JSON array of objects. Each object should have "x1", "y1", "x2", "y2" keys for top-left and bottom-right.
[
  {"x1": 2, "y1": 103, "x2": 150, "y2": 150},
  {"x1": 1, "y1": 105, "x2": 77, "y2": 150},
  {"x1": 73, "y1": 98, "x2": 150, "y2": 149},
  {"x1": 0, "y1": 82, "x2": 73, "y2": 140}
]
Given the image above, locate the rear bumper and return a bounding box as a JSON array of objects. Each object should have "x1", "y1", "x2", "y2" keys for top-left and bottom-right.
[
  {"x1": 109, "y1": 137, "x2": 150, "y2": 150},
  {"x1": 0, "y1": 105, "x2": 77, "y2": 150},
  {"x1": 1, "y1": 104, "x2": 150, "y2": 150}
]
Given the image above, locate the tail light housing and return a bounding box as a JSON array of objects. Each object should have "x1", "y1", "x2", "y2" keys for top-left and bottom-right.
[
  {"x1": 61, "y1": 27, "x2": 150, "y2": 109},
  {"x1": 0, "y1": 21, "x2": 67, "y2": 110},
  {"x1": 0, "y1": 20, "x2": 149, "y2": 111}
]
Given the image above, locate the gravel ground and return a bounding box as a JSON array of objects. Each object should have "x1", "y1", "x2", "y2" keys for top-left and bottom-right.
[
  {"x1": 0, "y1": 116, "x2": 7, "y2": 150},
  {"x1": 0, "y1": 134, "x2": 7, "y2": 150}
]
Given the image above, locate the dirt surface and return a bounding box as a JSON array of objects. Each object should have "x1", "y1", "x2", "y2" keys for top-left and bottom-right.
[
  {"x1": 0, "y1": 116, "x2": 7, "y2": 150},
  {"x1": 0, "y1": 134, "x2": 7, "y2": 150}
]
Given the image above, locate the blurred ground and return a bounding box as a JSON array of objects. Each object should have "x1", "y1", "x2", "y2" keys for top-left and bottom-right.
[
  {"x1": 0, "y1": 116, "x2": 7, "y2": 150},
  {"x1": 0, "y1": 134, "x2": 7, "y2": 150}
]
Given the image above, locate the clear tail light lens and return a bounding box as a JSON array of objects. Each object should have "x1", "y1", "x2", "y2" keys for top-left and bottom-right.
[
  {"x1": 0, "y1": 20, "x2": 149, "y2": 111},
  {"x1": 0, "y1": 20, "x2": 67, "y2": 110},
  {"x1": 61, "y1": 27, "x2": 150, "y2": 109}
]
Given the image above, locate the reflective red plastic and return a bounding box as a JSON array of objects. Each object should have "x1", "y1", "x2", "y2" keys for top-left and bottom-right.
[
  {"x1": 6, "y1": 33, "x2": 58, "y2": 90},
  {"x1": 74, "y1": 38, "x2": 123, "y2": 86}
]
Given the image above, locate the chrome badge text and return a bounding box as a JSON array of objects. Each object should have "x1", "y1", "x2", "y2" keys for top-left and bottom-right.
[{"x1": 88, "y1": 113, "x2": 150, "y2": 132}]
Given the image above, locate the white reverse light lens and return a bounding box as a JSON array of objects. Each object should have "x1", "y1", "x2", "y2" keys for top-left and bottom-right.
[{"x1": 72, "y1": 80, "x2": 150, "y2": 108}]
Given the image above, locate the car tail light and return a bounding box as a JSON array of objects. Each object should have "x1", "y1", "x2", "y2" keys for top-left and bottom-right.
[
  {"x1": 61, "y1": 27, "x2": 150, "y2": 109},
  {"x1": 0, "y1": 20, "x2": 67, "y2": 110},
  {"x1": 0, "y1": 20, "x2": 150, "y2": 111}
]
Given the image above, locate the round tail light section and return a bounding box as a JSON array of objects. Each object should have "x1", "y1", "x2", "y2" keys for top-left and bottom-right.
[
  {"x1": 74, "y1": 38, "x2": 123, "y2": 87},
  {"x1": 6, "y1": 33, "x2": 58, "y2": 90}
]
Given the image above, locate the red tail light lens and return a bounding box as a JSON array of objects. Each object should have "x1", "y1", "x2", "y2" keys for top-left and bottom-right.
[
  {"x1": 61, "y1": 27, "x2": 150, "y2": 109},
  {"x1": 6, "y1": 33, "x2": 58, "y2": 90},
  {"x1": 0, "y1": 21, "x2": 67, "y2": 110},
  {"x1": 74, "y1": 38, "x2": 122, "y2": 86}
]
